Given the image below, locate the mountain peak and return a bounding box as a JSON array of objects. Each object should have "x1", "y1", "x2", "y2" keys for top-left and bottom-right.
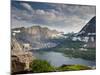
[{"x1": 77, "y1": 16, "x2": 96, "y2": 36}]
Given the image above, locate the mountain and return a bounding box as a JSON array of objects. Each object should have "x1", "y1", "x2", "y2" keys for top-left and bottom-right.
[
  {"x1": 72, "y1": 16, "x2": 96, "y2": 48},
  {"x1": 50, "y1": 16, "x2": 96, "y2": 61},
  {"x1": 77, "y1": 16, "x2": 96, "y2": 36},
  {"x1": 11, "y1": 16, "x2": 96, "y2": 50},
  {"x1": 24, "y1": 26, "x2": 63, "y2": 39},
  {"x1": 61, "y1": 16, "x2": 96, "y2": 48},
  {"x1": 12, "y1": 26, "x2": 64, "y2": 50}
]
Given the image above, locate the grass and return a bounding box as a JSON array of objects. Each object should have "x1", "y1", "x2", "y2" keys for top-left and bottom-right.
[
  {"x1": 57, "y1": 64, "x2": 91, "y2": 71},
  {"x1": 30, "y1": 59, "x2": 55, "y2": 73},
  {"x1": 13, "y1": 59, "x2": 92, "y2": 74},
  {"x1": 30, "y1": 60, "x2": 92, "y2": 73}
]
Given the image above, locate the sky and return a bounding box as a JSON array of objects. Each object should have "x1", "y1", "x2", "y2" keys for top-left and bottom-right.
[{"x1": 11, "y1": 0, "x2": 96, "y2": 34}]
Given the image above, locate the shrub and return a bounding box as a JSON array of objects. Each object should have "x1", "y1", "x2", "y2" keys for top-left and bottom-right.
[{"x1": 30, "y1": 59, "x2": 55, "y2": 73}]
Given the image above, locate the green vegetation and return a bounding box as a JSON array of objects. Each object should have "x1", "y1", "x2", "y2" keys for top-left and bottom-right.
[
  {"x1": 56, "y1": 38, "x2": 85, "y2": 49},
  {"x1": 12, "y1": 59, "x2": 92, "y2": 74},
  {"x1": 52, "y1": 47, "x2": 96, "y2": 61},
  {"x1": 57, "y1": 64, "x2": 91, "y2": 71},
  {"x1": 30, "y1": 60, "x2": 92, "y2": 73},
  {"x1": 50, "y1": 38, "x2": 96, "y2": 61},
  {"x1": 30, "y1": 60, "x2": 55, "y2": 73}
]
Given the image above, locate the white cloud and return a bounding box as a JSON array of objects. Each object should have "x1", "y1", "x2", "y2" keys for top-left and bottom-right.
[
  {"x1": 51, "y1": 4, "x2": 96, "y2": 19},
  {"x1": 20, "y1": 3, "x2": 33, "y2": 12},
  {"x1": 11, "y1": 2, "x2": 96, "y2": 33},
  {"x1": 35, "y1": 9, "x2": 46, "y2": 15}
]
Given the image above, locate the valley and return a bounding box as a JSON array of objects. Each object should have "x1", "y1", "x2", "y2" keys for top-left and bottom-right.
[{"x1": 11, "y1": 16, "x2": 96, "y2": 74}]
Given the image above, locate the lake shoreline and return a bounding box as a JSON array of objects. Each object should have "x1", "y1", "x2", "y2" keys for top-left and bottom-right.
[{"x1": 30, "y1": 50, "x2": 96, "y2": 68}]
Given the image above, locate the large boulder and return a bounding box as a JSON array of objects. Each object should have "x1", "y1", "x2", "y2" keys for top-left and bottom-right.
[{"x1": 11, "y1": 37, "x2": 35, "y2": 73}]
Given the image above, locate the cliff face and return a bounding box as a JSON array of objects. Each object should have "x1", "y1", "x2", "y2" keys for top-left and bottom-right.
[
  {"x1": 25, "y1": 26, "x2": 60, "y2": 39},
  {"x1": 11, "y1": 37, "x2": 35, "y2": 73},
  {"x1": 12, "y1": 26, "x2": 63, "y2": 50}
]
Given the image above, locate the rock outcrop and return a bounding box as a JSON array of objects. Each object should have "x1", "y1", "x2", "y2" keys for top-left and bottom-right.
[{"x1": 11, "y1": 37, "x2": 35, "y2": 73}]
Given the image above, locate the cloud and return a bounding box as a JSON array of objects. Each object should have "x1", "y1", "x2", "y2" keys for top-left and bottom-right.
[
  {"x1": 50, "y1": 4, "x2": 95, "y2": 18},
  {"x1": 11, "y1": 1, "x2": 96, "y2": 33},
  {"x1": 20, "y1": 3, "x2": 33, "y2": 12}
]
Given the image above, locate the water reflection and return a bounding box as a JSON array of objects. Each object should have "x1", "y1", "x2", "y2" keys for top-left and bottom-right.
[{"x1": 32, "y1": 51, "x2": 96, "y2": 67}]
